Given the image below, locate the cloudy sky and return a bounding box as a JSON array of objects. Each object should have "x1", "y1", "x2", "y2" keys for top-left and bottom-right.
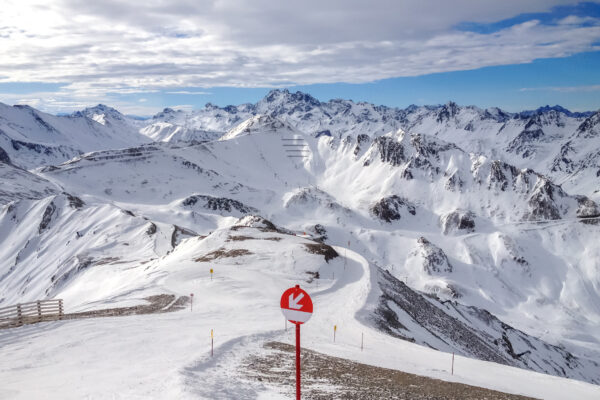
[{"x1": 1, "y1": 0, "x2": 599, "y2": 114}]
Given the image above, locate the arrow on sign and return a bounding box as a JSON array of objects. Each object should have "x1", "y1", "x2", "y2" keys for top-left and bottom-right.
[{"x1": 289, "y1": 293, "x2": 304, "y2": 309}]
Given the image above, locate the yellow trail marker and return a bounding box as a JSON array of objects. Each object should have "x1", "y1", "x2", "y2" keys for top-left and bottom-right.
[{"x1": 210, "y1": 268, "x2": 213, "y2": 280}]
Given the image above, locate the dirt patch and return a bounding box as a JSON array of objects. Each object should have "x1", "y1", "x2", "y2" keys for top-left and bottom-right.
[
  {"x1": 194, "y1": 248, "x2": 253, "y2": 262},
  {"x1": 228, "y1": 235, "x2": 255, "y2": 241},
  {"x1": 228, "y1": 235, "x2": 282, "y2": 242},
  {"x1": 63, "y1": 294, "x2": 188, "y2": 320},
  {"x1": 304, "y1": 243, "x2": 339, "y2": 263},
  {"x1": 242, "y1": 342, "x2": 537, "y2": 400},
  {"x1": 305, "y1": 271, "x2": 320, "y2": 283}
]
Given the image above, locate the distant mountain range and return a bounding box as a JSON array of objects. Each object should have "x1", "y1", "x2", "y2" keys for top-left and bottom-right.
[
  {"x1": 1, "y1": 90, "x2": 600, "y2": 385},
  {"x1": 1, "y1": 90, "x2": 598, "y2": 199}
]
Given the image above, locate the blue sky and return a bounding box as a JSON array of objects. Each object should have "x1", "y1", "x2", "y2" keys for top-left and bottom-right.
[
  {"x1": 123, "y1": 51, "x2": 600, "y2": 113},
  {"x1": 0, "y1": 1, "x2": 599, "y2": 115}
]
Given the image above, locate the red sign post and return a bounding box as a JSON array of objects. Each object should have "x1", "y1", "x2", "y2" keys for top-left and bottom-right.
[{"x1": 280, "y1": 285, "x2": 313, "y2": 400}]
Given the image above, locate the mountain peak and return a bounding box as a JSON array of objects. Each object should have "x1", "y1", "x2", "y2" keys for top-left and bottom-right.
[
  {"x1": 85, "y1": 104, "x2": 121, "y2": 114},
  {"x1": 518, "y1": 105, "x2": 593, "y2": 119},
  {"x1": 72, "y1": 104, "x2": 124, "y2": 121},
  {"x1": 220, "y1": 114, "x2": 297, "y2": 140},
  {"x1": 262, "y1": 89, "x2": 320, "y2": 107}
]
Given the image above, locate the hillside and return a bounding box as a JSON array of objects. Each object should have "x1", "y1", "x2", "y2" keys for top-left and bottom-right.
[{"x1": 0, "y1": 94, "x2": 599, "y2": 399}]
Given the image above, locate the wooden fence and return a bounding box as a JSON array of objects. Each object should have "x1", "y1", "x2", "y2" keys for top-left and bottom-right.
[{"x1": 0, "y1": 299, "x2": 63, "y2": 329}]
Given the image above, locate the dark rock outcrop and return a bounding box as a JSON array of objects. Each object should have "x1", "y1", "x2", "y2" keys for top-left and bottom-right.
[
  {"x1": 412, "y1": 237, "x2": 453, "y2": 273},
  {"x1": 171, "y1": 225, "x2": 198, "y2": 248},
  {"x1": 38, "y1": 201, "x2": 57, "y2": 234},
  {"x1": 373, "y1": 269, "x2": 600, "y2": 384},
  {"x1": 0, "y1": 146, "x2": 10, "y2": 164},
  {"x1": 370, "y1": 195, "x2": 416, "y2": 223},
  {"x1": 182, "y1": 194, "x2": 258, "y2": 215},
  {"x1": 525, "y1": 180, "x2": 565, "y2": 221},
  {"x1": 370, "y1": 137, "x2": 405, "y2": 166},
  {"x1": 441, "y1": 210, "x2": 475, "y2": 235}
]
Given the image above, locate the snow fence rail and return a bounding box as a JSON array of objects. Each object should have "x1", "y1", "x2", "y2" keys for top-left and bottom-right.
[{"x1": 0, "y1": 299, "x2": 64, "y2": 329}]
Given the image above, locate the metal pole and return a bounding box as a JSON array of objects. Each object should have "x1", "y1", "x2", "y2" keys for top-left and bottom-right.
[
  {"x1": 296, "y1": 323, "x2": 301, "y2": 400},
  {"x1": 361, "y1": 332, "x2": 363, "y2": 351},
  {"x1": 452, "y1": 352, "x2": 454, "y2": 375},
  {"x1": 211, "y1": 329, "x2": 214, "y2": 357}
]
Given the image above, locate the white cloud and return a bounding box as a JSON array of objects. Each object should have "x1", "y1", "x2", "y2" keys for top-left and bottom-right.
[
  {"x1": 0, "y1": 0, "x2": 599, "y2": 94},
  {"x1": 520, "y1": 84, "x2": 600, "y2": 92},
  {"x1": 166, "y1": 91, "x2": 212, "y2": 95}
]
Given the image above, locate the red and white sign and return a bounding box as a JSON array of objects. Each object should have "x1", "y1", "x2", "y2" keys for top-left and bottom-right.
[{"x1": 280, "y1": 285, "x2": 313, "y2": 324}]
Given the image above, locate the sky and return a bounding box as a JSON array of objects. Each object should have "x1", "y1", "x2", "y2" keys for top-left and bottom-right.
[{"x1": 0, "y1": 0, "x2": 599, "y2": 115}]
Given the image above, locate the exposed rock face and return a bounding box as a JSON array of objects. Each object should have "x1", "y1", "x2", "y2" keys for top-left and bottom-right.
[
  {"x1": 487, "y1": 160, "x2": 520, "y2": 192},
  {"x1": 285, "y1": 187, "x2": 351, "y2": 215},
  {"x1": 550, "y1": 141, "x2": 575, "y2": 173},
  {"x1": 575, "y1": 196, "x2": 600, "y2": 220},
  {"x1": 525, "y1": 180, "x2": 566, "y2": 221},
  {"x1": 38, "y1": 201, "x2": 57, "y2": 234},
  {"x1": 171, "y1": 225, "x2": 198, "y2": 248},
  {"x1": 441, "y1": 210, "x2": 475, "y2": 235},
  {"x1": 182, "y1": 194, "x2": 258, "y2": 215},
  {"x1": 146, "y1": 222, "x2": 157, "y2": 235},
  {"x1": 370, "y1": 195, "x2": 416, "y2": 223},
  {"x1": 353, "y1": 134, "x2": 371, "y2": 157},
  {"x1": 574, "y1": 111, "x2": 600, "y2": 139},
  {"x1": 65, "y1": 193, "x2": 85, "y2": 210},
  {"x1": 233, "y1": 215, "x2": 278, "y2": 231},
  {"x1": 410, "y1": 133, "x2": 458, "y2": 159},
  {"x1": 365, "y1": 133, "x2": 459, "y2": 183},
  {"x1": 411, "y1": 237, "x2": 453, "y2": 274},
  {"x1": 0, "y1": 146, "x2": 10, "y2": 164},
  {"x1": 444, "y1": 171, "x2": 463, "y2": 191},
  {"x1": 506, "y1": 117, "x2": 545, "y2": 158},
  {"x1": 499, "y1": 235, "x2": 530, "y2": 274},
  {"x1": 310, "y1": 224, "x2": 328, "y2": 242},
  {"x1": 373, "y1": 270, "x2": 600, "y2": 384},
  {"x1": 303, "y1": 243, "x2": 338, "y2": 263},
  {"x1": 371, "y1": 136, "x2": 405, "y2": 166},
  {"x1": 375, "y1": 269, "x2": 508, "y2": 364},
  {"x1": 436, "y1": 101, "x2": 460, "y2": 123}
]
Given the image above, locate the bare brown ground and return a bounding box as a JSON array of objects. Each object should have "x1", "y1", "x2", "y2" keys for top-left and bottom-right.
[{"x1": 241, "y1": 342, "x2": 538, "y2": 400}]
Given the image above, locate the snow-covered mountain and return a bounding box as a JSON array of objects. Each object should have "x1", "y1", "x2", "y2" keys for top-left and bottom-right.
[
  {"x1": 142, "y1": 90, "x2": 599, "y2": 199},
  {"x1": 0, "y1": 102, "x2": 150, "y2": 169},
  {"x1": 1, "y1": 93, "x2": 600, "y2": 397}
]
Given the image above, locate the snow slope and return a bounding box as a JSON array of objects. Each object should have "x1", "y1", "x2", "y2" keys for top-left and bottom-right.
[
  {"x1": 141, "y1": 90, "x2": 599, "y2": 199},
  {"x1": 1, "y1": 222, "x2": 599, "y2": 399},
  {"x1": 0, "y1": 103, "x2": 150, "y2": 168},
  {"x1": 0, "y1": 96, "x2": 599, "y2": 398}
]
